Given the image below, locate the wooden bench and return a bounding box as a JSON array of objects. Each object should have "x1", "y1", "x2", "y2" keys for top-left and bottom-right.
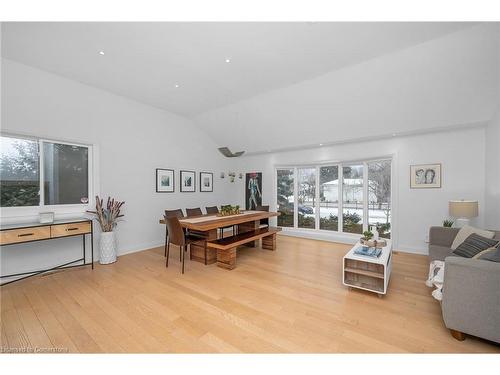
[{"x1": 207, "y1": 227, "x2": 281, "y2": 270}]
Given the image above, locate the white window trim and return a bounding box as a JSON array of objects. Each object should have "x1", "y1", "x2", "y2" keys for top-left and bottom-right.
[
  {"x1": 275, "y1": 155, "x2": 394, "y2": 243},
  {"x1": 0, "y1": 133, "x2": 98, "y2": 222}
]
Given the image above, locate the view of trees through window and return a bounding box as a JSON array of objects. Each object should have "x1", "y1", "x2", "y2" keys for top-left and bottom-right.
[
  {"x1": 0, "y1": 135, "x2": 90, "y2": 207},
  {"x1": 276, "y1": 159, "x2": 391, "y2": 238}
]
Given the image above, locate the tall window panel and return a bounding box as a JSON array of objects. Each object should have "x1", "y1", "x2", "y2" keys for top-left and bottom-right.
[
  {"x1": 0, "y1": 136, "x2": 40, "y2": 207},
  {"x1": 319, "y1": 165, "x2": 339, "y2": 231},
  {"x1": 297, "y1": 167, "x2": 316, "y2": 229},
  {"x1": 342, "y1": 164, "x2": 364, "y2": 234},
  {"x1": 368, "y1": 159, "x2": 391, "y2": 238},
  {"x1": 43, "y1": 142, "x2": 89, "y2": 205},
  {"x1": 276, "y1": 168, "x2": 294, "y2": 227}
]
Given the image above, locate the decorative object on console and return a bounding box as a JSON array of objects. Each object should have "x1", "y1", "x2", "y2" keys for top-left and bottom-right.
[
  {"x1": 449, "y1": 200, "x2": 478, "y2": 228},
  {"x1": 228, "y1": 171, "x2": 236, "y2": 183},
  {"x1": 246, "y1": 172, "x2": 262, "y2": 210},
  {"x1": 199, "y1": 172, "x2": 213, "y2": 192},
  {"x1": 156, "y1": 168, "x2": 174, "y2": 193},
  {"x1": 239, "y1": 173, "x2": 243, "y2": 179},
  {"x1": 443, "y1": 219, "x2": 454, "y2": 227},
  {"x1": 410, "y1": 163, "x2": 441, "y2": 188},
  {"x1": 39, "y1": 212, "x2": 55, "y2": 223},
  {"x1": 180, "y1": 170, "x2": 196, "y2": 192},
  {"x1": 220, "y1": 172, "x2": 225, "y2": 179},
  {"x1": 87, "y1": 195, "x2": 125, "y2": 265}
]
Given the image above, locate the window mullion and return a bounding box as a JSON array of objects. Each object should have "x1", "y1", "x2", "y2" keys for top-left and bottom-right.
[
  {"x1": 338, "y1": 164, "x2": 343, "y2": 233},
  {"x1": 39, "y1": 140, "x2": 44, "y2": 208},
  {"x1": 315, "y1": 165, "x2": 320, "y2": 230},
  {"x1": 293, "y1": 167, "x2": 298, "y2": 229},
  {"x1": 363, "y1": 162, "x2": 369, "y2": 232}
]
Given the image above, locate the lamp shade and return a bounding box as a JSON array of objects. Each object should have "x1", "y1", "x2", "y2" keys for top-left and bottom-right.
[{"x1": 449, "y1": 200, "x2": 478, "y2": 218}]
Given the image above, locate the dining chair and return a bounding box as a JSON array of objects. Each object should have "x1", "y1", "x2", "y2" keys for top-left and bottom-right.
[
  {"x1": 205, "y1": 206, "x2": 219, "y2": 214},
  {"x1": 164, "y1": 216, "x2": 205, "y2": 274},
  {"x1": 186, "y1": 207, "x2": 203, "y2": 217},
  {"x1": 256, "y1": 205, "x2": 270, "y2": 228},
  {"x1": 164, "y1": 209, "x2": 185, "y2": 258}
]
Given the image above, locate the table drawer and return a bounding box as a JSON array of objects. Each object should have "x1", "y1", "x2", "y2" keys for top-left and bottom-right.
[
  {"x1": 51, "y1": 222, "x2": 91, "y2": 238},
  {"x1": 0, "y1": 226, "x2": 51, "y2": 245}
]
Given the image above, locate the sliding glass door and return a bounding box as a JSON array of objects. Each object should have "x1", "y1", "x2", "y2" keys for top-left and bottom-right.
[
  {"x1": 342, "y1": 164, "x2": 364, "y2": 234},
  {"x1": 368, "y1": 160, "x2": 391, "y2": 238},
  {"x1": 319, "y1": 166, "x2": 339, "y2": 231},
  {"x1": 297, "y1": 167, "x2": 316, "y2": 229},
  {"x1": 276, "y1": 168, "x2": 294, "y2": 227}
]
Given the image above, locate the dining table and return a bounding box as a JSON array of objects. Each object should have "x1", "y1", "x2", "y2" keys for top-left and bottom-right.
[{"x1": 159, "y1": 210, "x2": 279, "y2": 264}]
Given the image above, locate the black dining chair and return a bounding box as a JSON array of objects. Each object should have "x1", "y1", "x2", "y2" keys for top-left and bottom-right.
[
  {"x1": 186, "y1": 207, "x2": 203, "y2": 217},
  {"x1": 205, "y1": 206, "x2": 219, "y2": 214},
  {"x1": 164, "y1": 209, "x2": 185, "y2": 258},
  {"x1": 164, "y1": 216, "x2": 205, "y2": 274},
  {"x1": 256, "y1": 205, "x2": 270, "y2": 228}
]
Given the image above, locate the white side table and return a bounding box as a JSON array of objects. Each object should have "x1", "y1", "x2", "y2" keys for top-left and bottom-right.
[{"x1": 342, "y1": 240, "x2": 392, "y2": 297}]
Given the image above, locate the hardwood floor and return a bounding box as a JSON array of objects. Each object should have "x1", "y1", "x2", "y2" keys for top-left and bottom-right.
[{"x1": 1, "y1": 235, "x2": 499, "y2": 353}]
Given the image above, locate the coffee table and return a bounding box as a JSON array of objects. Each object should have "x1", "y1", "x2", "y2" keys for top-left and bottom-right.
[{"x1": 342, "y1": 240, "x2": 392, "y2": 297}]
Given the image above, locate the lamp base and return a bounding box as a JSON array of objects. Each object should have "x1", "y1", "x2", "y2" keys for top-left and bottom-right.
[{"x1": 454, "y1": 218, "x2": 471, "y2": 228}]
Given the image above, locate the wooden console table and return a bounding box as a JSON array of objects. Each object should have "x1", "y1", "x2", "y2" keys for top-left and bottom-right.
[{"x1": 0, "y1": 218, "x2": 94, "y2": 286}]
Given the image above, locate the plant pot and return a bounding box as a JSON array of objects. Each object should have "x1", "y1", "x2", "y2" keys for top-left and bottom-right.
[{"x1": 99, "y1": 231, "x2": 117, "y2": 265}]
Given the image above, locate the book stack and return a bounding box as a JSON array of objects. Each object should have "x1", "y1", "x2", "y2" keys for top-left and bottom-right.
[{"x1": 354, "y1": 246, "x2": 382, "y2": 258}]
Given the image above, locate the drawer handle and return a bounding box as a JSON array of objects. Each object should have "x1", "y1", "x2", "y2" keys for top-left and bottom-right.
[
  {"x1": 18, "y1": 233, "x2": 34, "y2": 237},
  {"x1": 66, "y1": 227, "x2": 79, "y2": 231}
]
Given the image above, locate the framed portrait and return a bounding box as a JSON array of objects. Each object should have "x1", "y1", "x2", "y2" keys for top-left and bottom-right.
[
  {"x1": 410, "y1": 164, "x2": 442, "y2": 189},
  {"x1": 200, "y1": 172, "x2": 213, "y2": 192},
  {"x1": 245, "y1": 172, "x2": 262, "y2": 209},
  {"x1": 156, "y1": 168, "x2": 174, "y2": 193},
  {"x1": 180, "y1": 170, "x2": 196, "y2": 192}
]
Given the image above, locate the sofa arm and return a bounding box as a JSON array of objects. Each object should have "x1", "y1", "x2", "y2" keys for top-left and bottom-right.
[
  {"x1": 442, "y1": 257, "x2": 500, "y2": 343},
  {"x1": 429, "y1": 226, "x2": 459, "y2": 247}
]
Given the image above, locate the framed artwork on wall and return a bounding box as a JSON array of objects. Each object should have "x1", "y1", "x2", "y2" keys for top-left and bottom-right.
[
  {"x1": 410, "y1": 163, "x2": 442, "y2": 189},
  {"x1": 156, "y1": 168, "x2": 174, "y2": 193},
  {"x1": 180, "y1": 170, "x2": 196, "y2": 192},
  {"x1": 245, "y1": 172, "x2": 262, "y2": 209},
  {"x1": 200, "y1": 172, "x2": 213, "y2": 192}
]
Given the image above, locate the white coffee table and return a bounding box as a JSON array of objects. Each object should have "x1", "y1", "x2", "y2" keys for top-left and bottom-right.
[{"x1": 342, "y1": 240, "x2": 392, "y2": 297}]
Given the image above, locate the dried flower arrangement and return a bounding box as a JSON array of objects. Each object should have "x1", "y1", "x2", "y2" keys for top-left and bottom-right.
[
  {"x1": 218, "y1": 205, "x2": 240, "y2": 216},
  {"x1": 87, "y1": 195, "x2": 125, "y2": 232}
]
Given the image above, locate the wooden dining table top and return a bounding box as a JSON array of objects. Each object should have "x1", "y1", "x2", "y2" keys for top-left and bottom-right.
[{"x1": 159, "y1": 210, "x2": 279, "y2": 232}]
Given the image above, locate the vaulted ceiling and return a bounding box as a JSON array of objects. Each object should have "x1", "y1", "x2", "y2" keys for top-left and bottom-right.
[{"x1": 2, "y1": 22, "x2": 476, "y2": 117}]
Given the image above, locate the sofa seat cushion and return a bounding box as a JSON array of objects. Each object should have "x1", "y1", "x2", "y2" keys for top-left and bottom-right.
[
  {"x1": 452, "y1": 233, "x2": 499, "y2": 258},
  {"x1": 450, "y1": 225, "x2": 495, "y2": 250},
  {"x1": 428, "y1": 244, "x2": 457, "y2": 262}
]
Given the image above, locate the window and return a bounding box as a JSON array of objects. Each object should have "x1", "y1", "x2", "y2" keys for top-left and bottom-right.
[
  {"x1": 276, "y1": 168, "x2": 294, "y2": 227},
  {"x1": 1, "y1": 135, "x2": 91, "y2": 208},
  {"x1": 275, "y1": 158, "x2": 391, "y2": 237}
]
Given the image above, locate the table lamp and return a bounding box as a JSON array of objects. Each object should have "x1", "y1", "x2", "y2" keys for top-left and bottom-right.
[{"x1": 449, "y1": 200, "x2": 478, "y2": 228}]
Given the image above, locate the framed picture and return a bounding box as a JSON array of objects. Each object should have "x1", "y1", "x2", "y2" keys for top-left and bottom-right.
[
  {"x1": 180, "y1": 170, "x2": 196, "y2": 192},
  {"x1": 245, "y1": 172, "x2": 262, "y2": 209},
  {"x1": 410, "y1": 163, "x2": 442, "y2": 189},
  {"x1": 200, "y1": 172, "x2": 213, "y2": 192},
  {"x1": 156, "y1": 168, "x2": 174, "y2": 193}
]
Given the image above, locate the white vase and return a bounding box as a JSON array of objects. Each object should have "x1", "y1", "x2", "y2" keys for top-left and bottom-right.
[{"x1": 99, "y1": 231, "x2": 117, "y2": 264}]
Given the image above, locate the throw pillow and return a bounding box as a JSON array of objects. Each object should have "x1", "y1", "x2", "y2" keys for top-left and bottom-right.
[
  {"x1": 478, "y1": 247, "x2": 500, "y2": 263},
  {"x1": 472, "y1": 247, "x2": 497, "y2": 259},
  {"x1": 450, "y1": 225, "x2": 495, "y2": 250},
  {"x1": 452, "y1": 233, "x2": 499, "y2": 258}
]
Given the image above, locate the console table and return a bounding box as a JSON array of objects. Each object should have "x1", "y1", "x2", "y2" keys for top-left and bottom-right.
[{"x1": 0, "y1": 218, "x2": 94, "y2": 286}]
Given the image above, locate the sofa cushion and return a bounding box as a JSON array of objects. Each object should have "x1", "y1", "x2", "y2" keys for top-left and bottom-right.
[
  {"x1": 478, "y1": 247, "x2": 500, "y2": 262},
  {"x1": 428, "y1": 244, "x2": 457, "y2": 262},
  {"x1": 450, "y1": 225, "x2": 495, "y2": 250},
  {"x1": 452, "y1": 233, "x2": 499, "y2": 258}
]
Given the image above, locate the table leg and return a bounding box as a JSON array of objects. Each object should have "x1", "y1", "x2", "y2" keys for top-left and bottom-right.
[
  {"x1": 237, "y1": 220, "x2": 259, "y2": 247},
  {"x1": 216, "y1": 248, "x2": 237, "y2": 270},
  {"x1": 190, "y1": 229, "x2": 217, "y2": 264}
]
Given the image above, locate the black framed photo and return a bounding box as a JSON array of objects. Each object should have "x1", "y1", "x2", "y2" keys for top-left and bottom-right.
[
  {"x1": 156, "y1": 168, "x2": 174, "y2": 193},
  {"x1": 200, "y1": 172, "x2": 213, "y2": 192},
  {"x1": 180, "y1": 170, "x2": 196, "y2": 192}
]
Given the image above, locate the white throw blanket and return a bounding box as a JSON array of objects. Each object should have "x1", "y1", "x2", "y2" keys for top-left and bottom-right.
[{"x1": 426, "y1": 260, "x2": 445, "y2": 301}]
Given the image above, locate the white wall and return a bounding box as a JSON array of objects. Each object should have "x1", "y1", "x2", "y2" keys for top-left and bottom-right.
[
  {"x1": 0, "y1": 59, "x2": 237, "y2": 282},
  {"x1": 195, "y1": 24, "x2": 499, "y2": 154},
  {"x1": 232, "y1": 127, "x2": 486, "y2": 254}
]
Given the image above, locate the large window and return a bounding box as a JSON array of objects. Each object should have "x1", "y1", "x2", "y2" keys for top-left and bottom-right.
[
  {"x1": 275, "y1": 158, "x2": 391, "y2": 238},
  {"x1": 1, "y1": 135, "x2": 91, "y2": 208}
]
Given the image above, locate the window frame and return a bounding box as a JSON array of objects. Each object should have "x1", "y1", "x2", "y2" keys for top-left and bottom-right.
[
  {"x1": 0, "y1": 133, "x2": 95, "y2": 219},
  {"x1": 274, "y1": 156, "x2": 393, "y2": 239}
]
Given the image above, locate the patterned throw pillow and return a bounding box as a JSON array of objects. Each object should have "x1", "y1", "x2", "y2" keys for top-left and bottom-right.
[{"x1": 453, "y1": 233, "x2": 499, "y2": 258}]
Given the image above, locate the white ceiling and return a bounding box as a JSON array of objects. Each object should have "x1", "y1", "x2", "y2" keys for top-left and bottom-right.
[{"x1": 1, "y1": 22, "x2": 475, "y2": 117}]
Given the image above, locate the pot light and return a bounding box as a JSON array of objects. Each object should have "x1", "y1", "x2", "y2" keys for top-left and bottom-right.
[
  {"x1": 392, "y1": 133, "x2": 397, "y2": 137},
  {"x1": 99, "y1": 51, "x2": 105, "y2": 55},
  {"x1": 319, "y1": 143, "x2": 323, "y2": 146},
  {"x1": 225, "y1": 58, "x2": 231, "y2": 63},
  {"x1": 175, "y1": 84, "x2": 180, "y2": 88}
]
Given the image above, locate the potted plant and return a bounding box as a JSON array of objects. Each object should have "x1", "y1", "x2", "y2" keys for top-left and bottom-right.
[
  {"x1": 443, "y1": 219, "x2": 454, "y2": 228},
  {"x1": 360, "y1": 230, "x2": 374, "y2": 245},
  {"x1": 87, "y1": 196, "x2": 125, "y2": 264}
]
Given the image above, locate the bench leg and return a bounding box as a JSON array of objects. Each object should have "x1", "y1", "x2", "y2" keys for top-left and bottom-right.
[
  {"x1": 216, "y1": 247, "x2": 237, "y2": 270},
  {"x1": 238, "y1": 220, "x2": 259, "y2": 247},
  {"x1": 262, "y1": 233, "x2": 276, "y2": 250}
]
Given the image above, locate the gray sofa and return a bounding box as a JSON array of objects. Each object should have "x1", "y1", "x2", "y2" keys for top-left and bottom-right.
[{"x1": 428, "y1": 226, "x2": 500, "y2": 344}]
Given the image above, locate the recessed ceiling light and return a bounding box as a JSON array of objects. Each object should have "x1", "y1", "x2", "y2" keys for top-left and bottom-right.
[
  {"x1": 392, "y1": 133, "x2": 397, "y2": 137},
  {"x1": 225, "y1": 58, "x2": 231, "y2": 63},
  {"x1": 174, "y1": 84, "x2": 180, "y2": 88},
  {"x1": 319, "y1": 143, "x2": 323, "y2": 146},
  {"x1": 99, "y1": 51, "x2": 105, "y2": 55}
]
